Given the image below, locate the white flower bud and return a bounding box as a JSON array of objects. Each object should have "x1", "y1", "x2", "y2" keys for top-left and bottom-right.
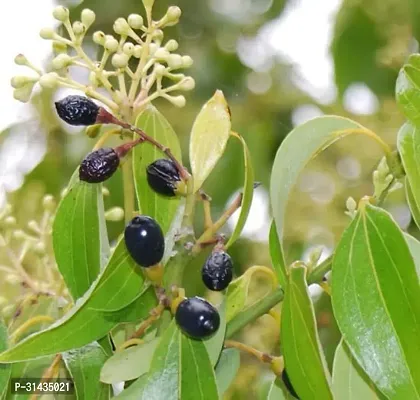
[
  {"x1": 4, "y1": 216, "x2": 16, "y2": 227},
  {"x1": 182, "y1": 55, "x2": 193, "y2": 68},
  {"x1": 105, "y1": 207, "x2": 125, "y2": 221},
  {"x1": 52, "y1": 6, "x2": 69, "y2": 22},
  {"x1": 123, "y1": 42, "x2": 134, "y2": 56},
  {"x1": 81, "y1": 9, "x2": 96, "y2": 27},
  {"x1": 112, "y1": 53, "x2": 129, "y2": 68},
  {"x1": 346, "y1": 197, "x2": 357, "y2": 213},
  {"x1": 14, "y1": 54, "x2": 29, "y2": 65},
  {"x1": 13, "y1": 229, "x2": 26, "y2": 240},
  {"x1": 72, "y1": 21, "x2": 86, "y2": 36},
  {"x1": 167, "y1": 95, "x2": 186, "y2": 107},
  {"x1": 154, "y1": 48, "x2": 169, "y2": 60},
  {"x1": 178, "y1": 76, "x2": 195, "y2": 91},
  {"x1": 13, "y1": 84, "x2": 35, "y2": 103},
  {"x1": 43, "y1": 195, "x2": 56, "y2": 210},
  {"x1": 93, "y1": 31, "x2": 106, "y2": 45},
  {"x1": 167, "y1": 54, "x2": 183, "y2": 69},
  {"x1": 104, "y1": 37, "x2": 119, "y2": 52},
  {"x1": 53, "y1": 41, "x2": 67, "y2": 54},
  {"x1": 133, "y1": 45, "x2": 142, "y2": 58},
  {"x1": 148, "y1": 43, "x2": 158, "y2": 56},
  {"x1": 40, "y1": 27, "x2": 55, "y2": 40},
  {"x1": 52, "y1": 53, "x2": 72, "y2": 70},
  {"x1": 39, "y1": 72, "x2": 59, "y2": 89},
  {"x1": 33, "y1": 241, "x2": 46, "y2": 256},
  {"x1": 102, "y1": 187, "x2": 110, "y2": 196},
  {"x1": 165, "y1": 39, "x2": 178, "y2": 52},
  {"x1": 152, "y1": 30, "x2": 164, "y2": 42},
  {"x1": 154, "y1": 64, "x2": 166, "y2": 75},
  {"x1": 11, "y1": 76, "x2": 34, "y2": 89},
  {"x1": 128, "y1": 14, "x2": 143, "y2": 29},
  {"x1": 166, "y1": 6, "x2": 181, "y2": 25},
  {"x1": 113, "y1": 18, "x2": 131, "y2": 35},
  {"x1": 28, "y1": 220, "x2": 40, "y2": 233}
]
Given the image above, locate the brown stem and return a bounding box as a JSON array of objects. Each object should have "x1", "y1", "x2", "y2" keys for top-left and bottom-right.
[
  {"x1": 129, "y1": 304, "x2": 166, "y2": 339},
  {"x1": 224, "y1": 339, "x2": 274, "y2": 364}
]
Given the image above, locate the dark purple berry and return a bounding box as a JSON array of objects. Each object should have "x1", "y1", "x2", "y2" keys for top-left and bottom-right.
[
  {"x1": 55, "y1": 95, "x2": 99, "y2": 126},
  {"x1": 79, "y1": 148, "x2": 120, "y2": 183},
  {"x1": 202, "y1": 250, "x2": 233, "y2": 291},
  {"x1": 282, "y1": 369, "x2": 299, "y2": 399},
  {"x1": 146, "y1": 159, "x2": 183, "y2": 197},
  {"x1": 124, "y1": 216, "x2": 164, "y2": 268},
  {"x1": 175, "y1": 296, "x2": 220, "y2": 339}
]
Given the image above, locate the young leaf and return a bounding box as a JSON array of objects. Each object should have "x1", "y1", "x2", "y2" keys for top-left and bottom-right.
[
  {"x1": 189, "y1": 90, "x2": 231, "y2": 192},
  {"x1": 133, "y1": 104, "x2": 182, "y2": 234},
  {"x1": 215, "y1": 348, "x2": 240, "y2": 396},
  {"x1": 270, "y1": 116, "x2": 366, "y2": 275},
  {"x1": 269, "y1": 221, "x2": 287, "y2": 288},
  {"x1": 396, "y1": 65, "x2": 420, "y2": 126},
  {"x1": 0, "y1": 320, "x2": 11, "y2": 399},
  {"x1": 332, "y1": 203, "x2": 420, "y2": 399},
  {"x1": 53, "y1": 179, "x2": 109, "y2": 300},
  {"x1": 225, "y1": 132, "x2": 254, "y2": 248},
  {"x1": 267, "y1": 377, "x2": 291, "y2": 400},
  {"x1": 204, "y1": 300, "x2": 226, "y2": 367},
  {"x1": 332, "y1": 339, "x2": 385, "y2": 400},
  {"x1": 117, "y1": 321, "x2": 219, "y2": 400},
  {"x1": 100, "y1": 338, "x2": 159, "y2": 384},
  {"x1": 0, "y1": 239, "x2": 156, "y2": 363},
  {"x1": 63, "y1": 342, "x2": 110, "y2": 399},
  {"x1": 281, "y1": 265, "x2": 333, "y2": 400}
]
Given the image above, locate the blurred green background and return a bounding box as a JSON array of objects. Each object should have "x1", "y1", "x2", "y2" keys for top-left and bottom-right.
[{"x1": 1, "y1": 0, "x2": 420, "y2": 398}]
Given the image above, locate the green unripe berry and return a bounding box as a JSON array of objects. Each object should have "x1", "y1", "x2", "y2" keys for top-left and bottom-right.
[
  {"x1": 81, "y1": 9, "x2": 96, "y2": 27},
  {"x1": 128, "y1": 14, "x2": 143, "y2": 29},
  {"x1": 52, "y1": 6, "x2": 69, "y2": 22}
]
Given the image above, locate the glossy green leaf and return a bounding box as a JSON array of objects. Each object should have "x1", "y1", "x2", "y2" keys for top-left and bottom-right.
[
  {"x1": 133, "y1": 104, "x2": 182, "y2": 234},
  {"x1": 267, "y1": 377, "x2": 291, "y2": 400},
  {"x1": 117, "y1": 321, "x2": 219, "y2": 400},
  {"x1": 63, "y1": 342, "x2": 110, "y2": 399},
  {"x1": 405, "y1": 233, "x2": 420, "y2": 277},
  {"x1": 215, "y1": 348, "x2": 240, "y2": 396},
  {"x1": 189, "y1": 90, "x2": 231, "y2": 192},
  {"x1": 281, "y1": 265, "x2": 333, "y2": 400},
  {"x1": 396, "y1": 66, "x2": 420, "y2": 126},
  {"x1": 100, "y1": 338, "x2": 159, "y2": 384},
  {"x1": 204, "y1": 300, "x2": 226, "y2": 367},
  {"x1": 0, "y1": 320, "x2": 10, "y2": 399},
  {"x1": 331, "y1": 203, "x2": 420, "y2": 399},
  {"x1": 270, "y1": 116, "x2": 365, "y2": 269},
  {"x1": 269, "y1": 221, "x2": 287, "y2": 288},
  {"x1": 0, "y1": 239, "x2": 156, "y2": 363},
  {"x1": 406, "y1": 179, "x2": 420, "y2": 229},
  {"x1": 225, "y1": 133, "x2": 254, "y2": 248},
  {"x1": 332, "y1": 339, "x2": 384, "y2": 400},
  {"x1": 53, "y1": 179, "x2": 109, "y2": 300}
]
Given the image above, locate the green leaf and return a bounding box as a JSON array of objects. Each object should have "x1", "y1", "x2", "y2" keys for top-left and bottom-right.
[
  {"x1": 269, "y1": 221, "x2": 287, "y2": 288},
  {"x1": 0, "y1": 320, "x2": 10, "y2": 399},
  {"x1": 215, "y1": 348, "x2": 240, "y2": 396},
  {"x1": 406, "y1": 179, "x2": 420, "y2": 229},
  {"x1": 270, "y1": 116, "x2": 365, "y2": 270},
  {"x1": 117, "y1": 321, "x2": 219, "y2": 400},
  {"x1": 63, "y1": 342, "x2": 110, "y2": 399},
  {"x1": 331, "y1": 203, "x2": 420, "y2": 399},
  {"x1": 133, "y1": 104, "x2": 182, "y2": 234},
  {"x1": 267, "y1": 377, "x2": 291, "y2": 400},
  {"x1": 396, "y1": 66, "x2": 420, "y2": 126},
  {"x1": 281, "y1": 265, "x2": 333, "y2": 400},
  {"x1": 53, "y1": 179, "x2": 109, "y2": 300},
  {"x1": 0, "y1": 239, "x2": 156, "y2": 363},
  {"x1": 204, "y1": 300, "x2": 226, "y2": 367},
  {"x1": 189, "y1": 90, "x2": 231, "y2": 193},
  {"x1": 225, "y1": 133, "x2": 254, "y2": 249},
  {"x1": 100, "y1": 338, "x2": 159, "y2": 384},
  {"x1": 405, "y1": 233, "x2": 420, "y2": 277},
  {"x1": 332, "y1": 339, "x2": 385, "y2": 400}
]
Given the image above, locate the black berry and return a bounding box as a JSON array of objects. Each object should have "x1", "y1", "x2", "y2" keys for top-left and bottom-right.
[
  {"x1": 146, "y1": 159, "x2": 182, "y2": 197},
  {"x1": 55, "y1": 95, "x2": 99, "y2": 126},
  {"x1": 79, "y1": 148, "x2": 120, "y2": 183},
  {"x1": 124, "y1": 216, "x2": 164, "y2": 268},
  {"x1": 202, "y1": 250, "x2": 233, "y2": 291},
  {"x1": 282, "y1": 369, "x2": 299, "y2": 399},
  {"x1": 175, "y1": 296, "x2": 220, "y2": 339}
]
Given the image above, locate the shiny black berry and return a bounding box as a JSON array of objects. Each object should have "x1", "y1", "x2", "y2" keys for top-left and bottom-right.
[
  {"x1": 79, "y1": 148, "x2": 120, "y2": 183},
  {"x1": 124, "y1": 216, "x2": 164, "y2": 268},
  {"x1": 282, "y1": 369, "x2": 299, "y2": 399},
  {"x1": 175, "y1": 296, "x2": 220, "y2": 339},
  {"x1": 202, "y1": 250, "x2": 233, "y2": 291},
  {"x1": 55, "y1": 95, "x2": 99, "y2": 126},
  {"x1": 146, "y1": 159, "x2": 182, "y2": 197}
]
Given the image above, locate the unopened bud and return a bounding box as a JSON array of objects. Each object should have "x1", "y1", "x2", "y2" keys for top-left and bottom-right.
[
  {"x1": 13, "y1": 229, "x2": 26, "y2": 240},
  {"x1": 346, "y1": 197, "x2": 357, "y2": 213},
  {"x1": 165, "y1": 39, "x2": 178, "y2": 52},
  {"x1": 113, "y1": 18, "x2": 131, "y2": 35},
  {"x1": 152, "y1": 30, "x2": 164, "y2": 42},
  {"x1": 167, "y1": 54, "x2": 183, "y2": 69},
  {"x1": 33, "y1": 241, "x2": 46, "y2": 256},
  {"x1": 13, "y1": 85, "x2": 35, "y2": 103},
  {"x1": 112, "y1": 53, "x2": 129, "y2": 69},
  {"x1": 105, "y1": 207, "x2": 125, "y2": 221},
  {"x1": 133, "y1": 45, "x2": 142, "y2": 58},
  {"x1": 43, "y1": 195, "x2": 56, "y2": 211},
  {"x1": 52, "y1": 6, "x2": 69, "y2": 22},
  {"x1": 128, "y1": 14, "x2": 143, "y2": 29},
  {"x1": 102, "y1": 187, "x2": 110, "y2": 196},
  {"x1": 81, "y1": 9, "x2": 96, "y2": 27},
  {"x1": 85, "y1": 124, "x2": 102, "y2": 138},
  {"x1": 72, "y1": 21, "x2": 86, "y2": 36},
  {"x1": 178, "y1": 77, "x2": 195, "y2": 91},
  {"x1": 14, "y1": 54, "x2": 29, "y2": 66},
  {"x1": 155, "y1": 64, "x2": 166, "y2": 75},
  {"x1": 148, "y1": 43, "x2": 158, "y2": 56},
  {"x1": 11, "y1": 76, "x2": 35, "y2": 89},
  {"x1": 123, "y1": 43, "x2": 135, "y2": 56},
  {"x1": 93, "y1": 31, "x2": 106, "y2": 45},
  {"x1": 154, "y1": 48, "x2": 169, "y2": 60},
  {"x1": 40, "y1": 27, "x2": 55, "y2": 40},
  {"x1": 165, "y1": 6, "x2": 181, "y2": 26},
  {"x1": 52, "y1": 54, "x2": 72, "y2": 70},
  {"x1": 39, "y1": 72, "x2": 59, "y2": 89},
  {"x1": 104, "y1": 37, "x2": 119, "y2": 52},
  {"x1": 182, "y1": 55, "x2": 193, "y2": 68},
  {"x1": 28, "y1": 220, "x2": 40, "y2": 233},
  {"x1": 167, "y1": 95, "x2": 186, "y2": 108},
  {"x1": 53, "y1": 41, "x2": 67, "y2": 54},
  {"x1": 4, "y1": 216, "x2": 16, "y2": 227}
]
